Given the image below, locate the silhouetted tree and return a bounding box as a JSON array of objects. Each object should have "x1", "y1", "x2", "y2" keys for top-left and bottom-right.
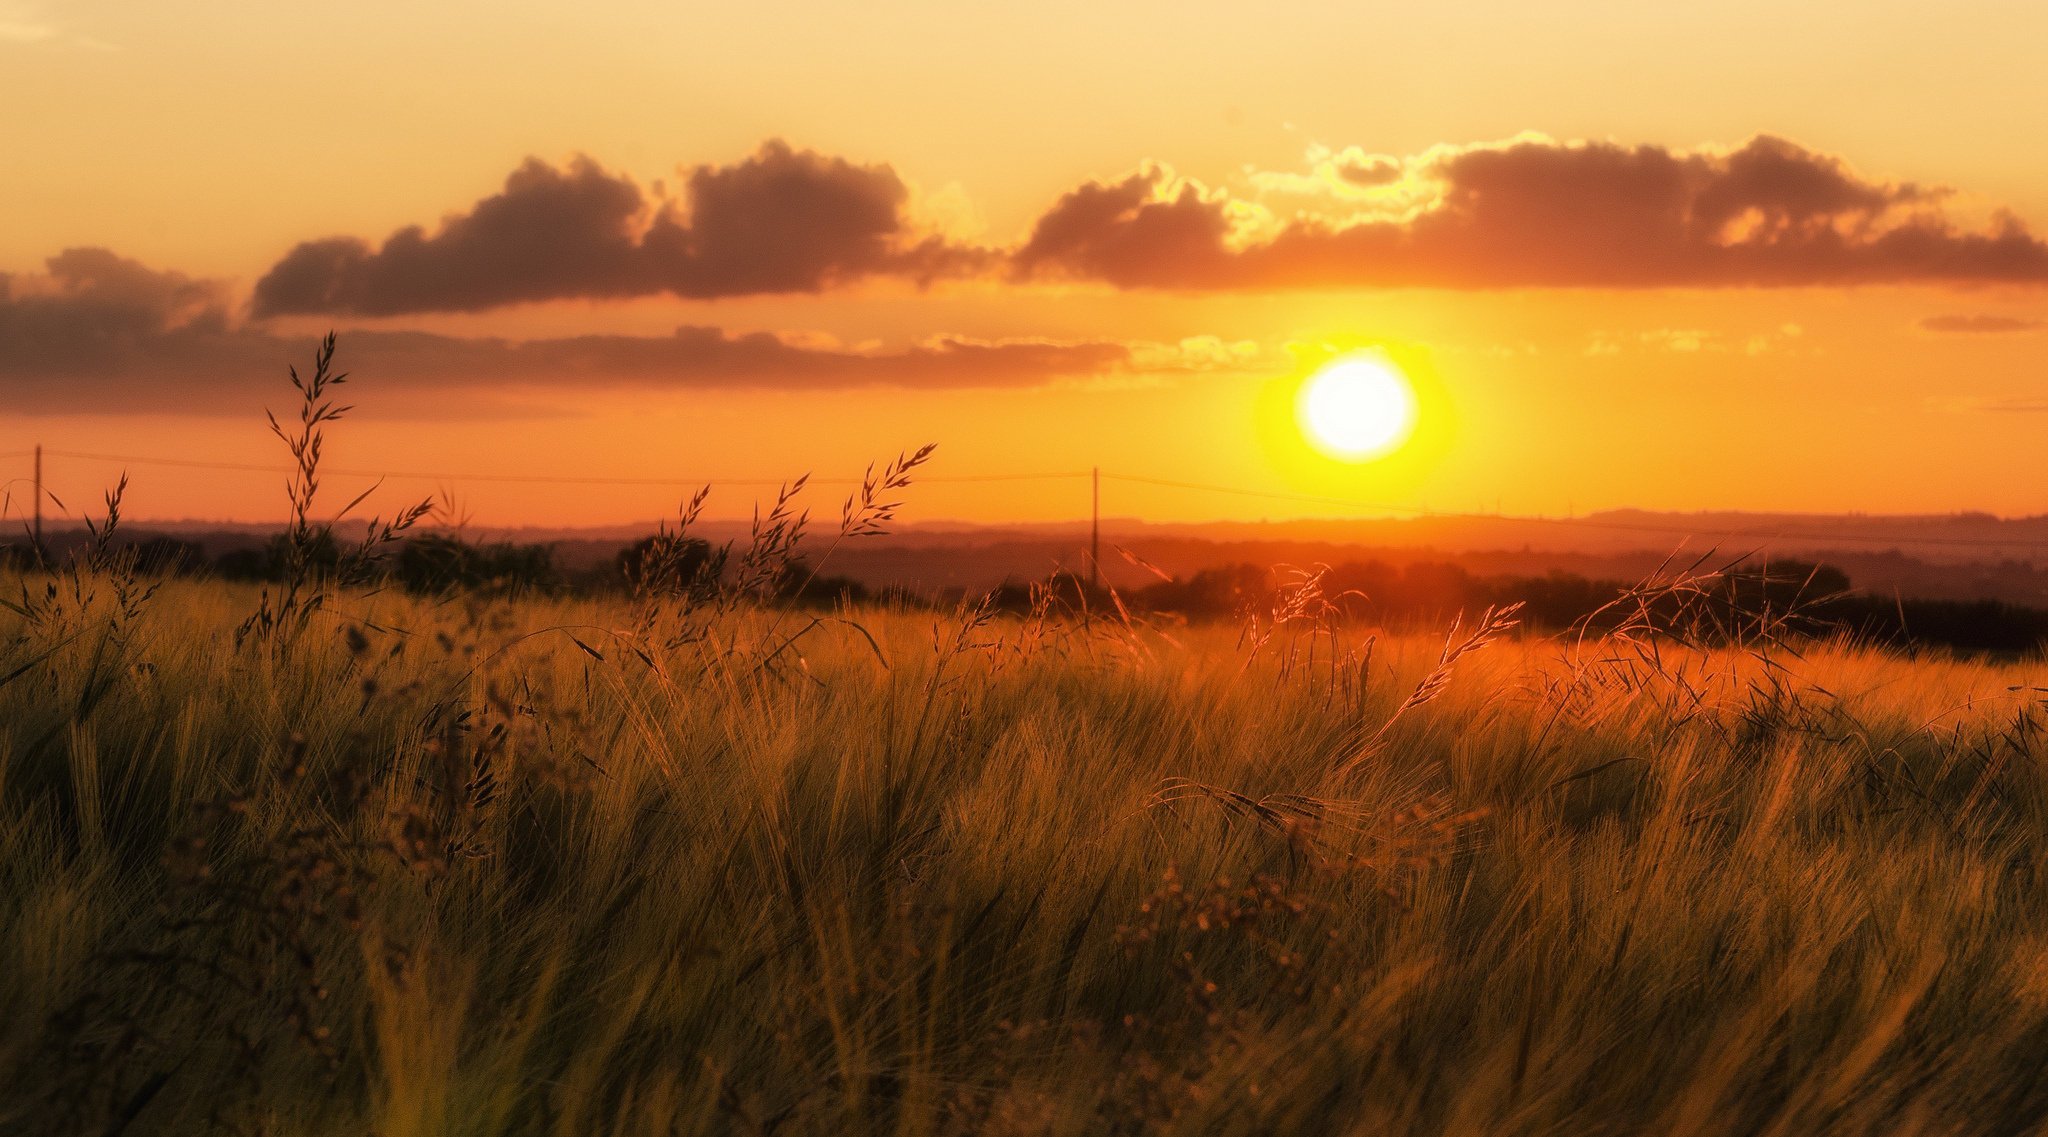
[
  {"x1": 615, "y1": 533, "x2": 725, "y2": 600},
  {"x1": 214, "y1": 531, "x2": 343, "y2": 582},
  {"x1": 395, "y1": 535, "x2": 558, "y2": 595},
  {"x1": 126, "y1": 537, "x2": 206, "y2": 576}
]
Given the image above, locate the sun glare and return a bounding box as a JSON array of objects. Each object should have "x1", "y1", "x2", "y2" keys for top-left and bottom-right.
[{"x1": 1297, "y1": 355, "x2": 1418, "y2": 460}]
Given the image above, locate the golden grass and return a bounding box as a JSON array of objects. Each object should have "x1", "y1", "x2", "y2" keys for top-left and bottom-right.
[{"x1": 3, "y1": 572, "x2": 2048, "y2": 1135}]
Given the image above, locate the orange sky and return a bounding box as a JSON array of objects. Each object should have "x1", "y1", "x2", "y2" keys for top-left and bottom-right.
[{"x1": 3, "y1": 0, "x2": 2046, "y2": 528}]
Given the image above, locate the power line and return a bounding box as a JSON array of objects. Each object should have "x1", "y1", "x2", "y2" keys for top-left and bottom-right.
[
  {"x1": 22, "y1": 445, "x2": 2048, "y2": 553},
  {"x1": 1104, "y1": 473, "x2": 1443, "y2": 515},
  {"x1": 37, "y1": 448, "x2": 1089, "y2": 488}
]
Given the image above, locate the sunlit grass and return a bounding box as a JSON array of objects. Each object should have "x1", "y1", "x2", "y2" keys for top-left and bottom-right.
[{"x1": 3, "y1": 567, "x2": 2047, "y2": 1135}]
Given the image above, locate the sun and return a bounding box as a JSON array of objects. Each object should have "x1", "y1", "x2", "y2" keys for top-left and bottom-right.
[{"x1": 1297, "y1": 355, "x2": 1419, "y2": 460}]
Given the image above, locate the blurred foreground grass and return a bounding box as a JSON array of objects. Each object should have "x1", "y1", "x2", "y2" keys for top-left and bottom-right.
[{"x1": 4, "y1": 572, "x2": 2048, "y2": 1136}]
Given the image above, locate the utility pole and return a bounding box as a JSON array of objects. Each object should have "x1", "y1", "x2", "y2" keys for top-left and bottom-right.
[
  {"x1": 31, "y1": 444, "x2": 42, "y2": 559},
  {"x1": 1089, "y1": 466, "x2": 1100, "y2": 592}
]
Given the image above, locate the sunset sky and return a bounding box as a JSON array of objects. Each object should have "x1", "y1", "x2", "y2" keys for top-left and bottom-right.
[{"x1": 5, "y1": 0, "x2": 2047, "y2": 527}]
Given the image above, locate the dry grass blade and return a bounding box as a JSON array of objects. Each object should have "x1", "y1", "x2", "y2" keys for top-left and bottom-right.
[
  {"x1": 1115, "y1": 544, "x2": 1176, "y2": 583},
  {"x1": 1336, "y1": 601, "x2": 1523, "y2": 779},
  {"x1": 237, "y1": 334, "x2": 432, "y2": 647},
  {"x1": 1138, "y1": 778, "x2": 1488, "y2": 872},
  {"x1": 1143, "y1": 776, "x2": 1326, "y2": 832},
  {"x1": 841, "y1": 443, "x2": 938, "y2": 539}
]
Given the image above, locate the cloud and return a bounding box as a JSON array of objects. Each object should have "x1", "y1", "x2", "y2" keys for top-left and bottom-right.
[
  {"x1": 252, "y1": 157, "x2": 652, "y2": 315},
  {"x1": 0, "y1": 18, "x2": 53, "y2": 42},
  {"x1": 1013, "y1": 170, "x2": 1243, "y2": 289},
  {"x1": 332, "y1": 328, "x2": 1136, "y2": 395},
  {"x1": 1581, "y1": 322, "x2": 1805, "y2": 356},
  {"x1": 1919, "y1": 314, "x2": 2045, "y2": 334},
  {"x1": 252, "y1": 142, "x2": 984, "y2": 316},
  {"x1": 0, "y1": 247, "x2": 231, "y2": 367},
  {"x1": 4, "y1": 250, "x2": 1172, "y2": 414},
  {"x1": 0, "y1": 3, "x2": 115, "y2": 49},
  {"x1": 245, "y1": 135, "x2": 2048, "y2": 314},
  {"x1": 1016, "y1": 135, "x2": 2048, "y2": 290}
]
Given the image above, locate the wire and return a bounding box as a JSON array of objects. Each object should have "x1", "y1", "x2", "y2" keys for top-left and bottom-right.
[
  {"x1": 38, "y1": 448, "x2": 1090, "y2": 488},
  {"x1": 23, "y1": 446, "x2": 2048, "y2": 553},
  {"x1": 1104, "y1": 473, "x2": 1441, "y2": 515}
]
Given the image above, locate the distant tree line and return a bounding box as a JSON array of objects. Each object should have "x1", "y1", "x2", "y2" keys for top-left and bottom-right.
[
  {"x1": 1003, "y1": 558, "x2": 2048, "y2": 656},
  {"x1": 0, "y1": 531, "x2": 877, "y2": 605},
  {"x1": 5, "y1": 534, "x2": 2047, "y2": 655}
]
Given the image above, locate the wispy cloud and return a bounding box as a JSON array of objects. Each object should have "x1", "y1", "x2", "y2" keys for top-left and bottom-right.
[
  {"x1": 0, "y1": 9, "x2": 56, "y2": 43},
  {"x1": 1919, "y1": 314, "x2": 2045, "y2": 334},
  {"x1": 1582, "y1": 323, "x2": 1805, "y2": 357},
  {"x1": 0, "y1": 3, "x2": 115, "y2": 49}
]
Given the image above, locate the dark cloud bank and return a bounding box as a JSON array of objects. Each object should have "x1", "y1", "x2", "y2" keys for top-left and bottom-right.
[
  {"x1": 253, "y1": 135, "x2": 2048, "y2": 316},
  {"x1": 252, "y1": 142, "x2": 984, "y2": 316},
  {"x1": 0, "y1": 249, "x2": 1126, "y2": 414},
  {"x1": 1017, "y1": 136, "x2": 2048, "y2": 289},
  {"x1": 1920, "y1": 314, "x2": 2044, "y2": 334}
]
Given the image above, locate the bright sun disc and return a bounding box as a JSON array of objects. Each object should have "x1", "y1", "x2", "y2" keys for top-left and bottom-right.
[{"x1": 1298, "y1": 356, "x2": 1418, "y2": 460}]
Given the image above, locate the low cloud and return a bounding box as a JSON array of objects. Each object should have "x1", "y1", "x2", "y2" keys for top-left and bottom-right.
[
  {"x1": 252, "y1": 142, "x2": 985, "y2": 316},
  {"x1": 244, "y1": 135, "x2": 2048, "y2": 315},
  {"x1": 1919, "y1": 314, "x2": 2045, "y2": 334},
  {"x1": 1016, "y1": 135, "x2": 2048, "y2": 290},
  {"x1": 1582, "y1": 322, "x2": 1805, "y2": 357},
  {"x1": 0, "y1": 247, "x2": 233, "y2": 370},
  {"x1": 5, "y1": 250, "x2": 1177, "y2": 414}
]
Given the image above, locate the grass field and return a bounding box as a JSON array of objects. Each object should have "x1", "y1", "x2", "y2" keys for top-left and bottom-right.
[{"x1": 5, "y1": 562, "x2": 2048, "y2": 1136}]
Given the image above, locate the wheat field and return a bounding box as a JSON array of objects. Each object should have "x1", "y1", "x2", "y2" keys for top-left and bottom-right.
[{"x1": 3, "y1": 554, "x2": 2047, "y2": 1137}]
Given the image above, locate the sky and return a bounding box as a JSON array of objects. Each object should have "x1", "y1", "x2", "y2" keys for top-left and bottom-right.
[{"x1": 4, "y1": 0, "x2": 2047, "y2": 527}]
